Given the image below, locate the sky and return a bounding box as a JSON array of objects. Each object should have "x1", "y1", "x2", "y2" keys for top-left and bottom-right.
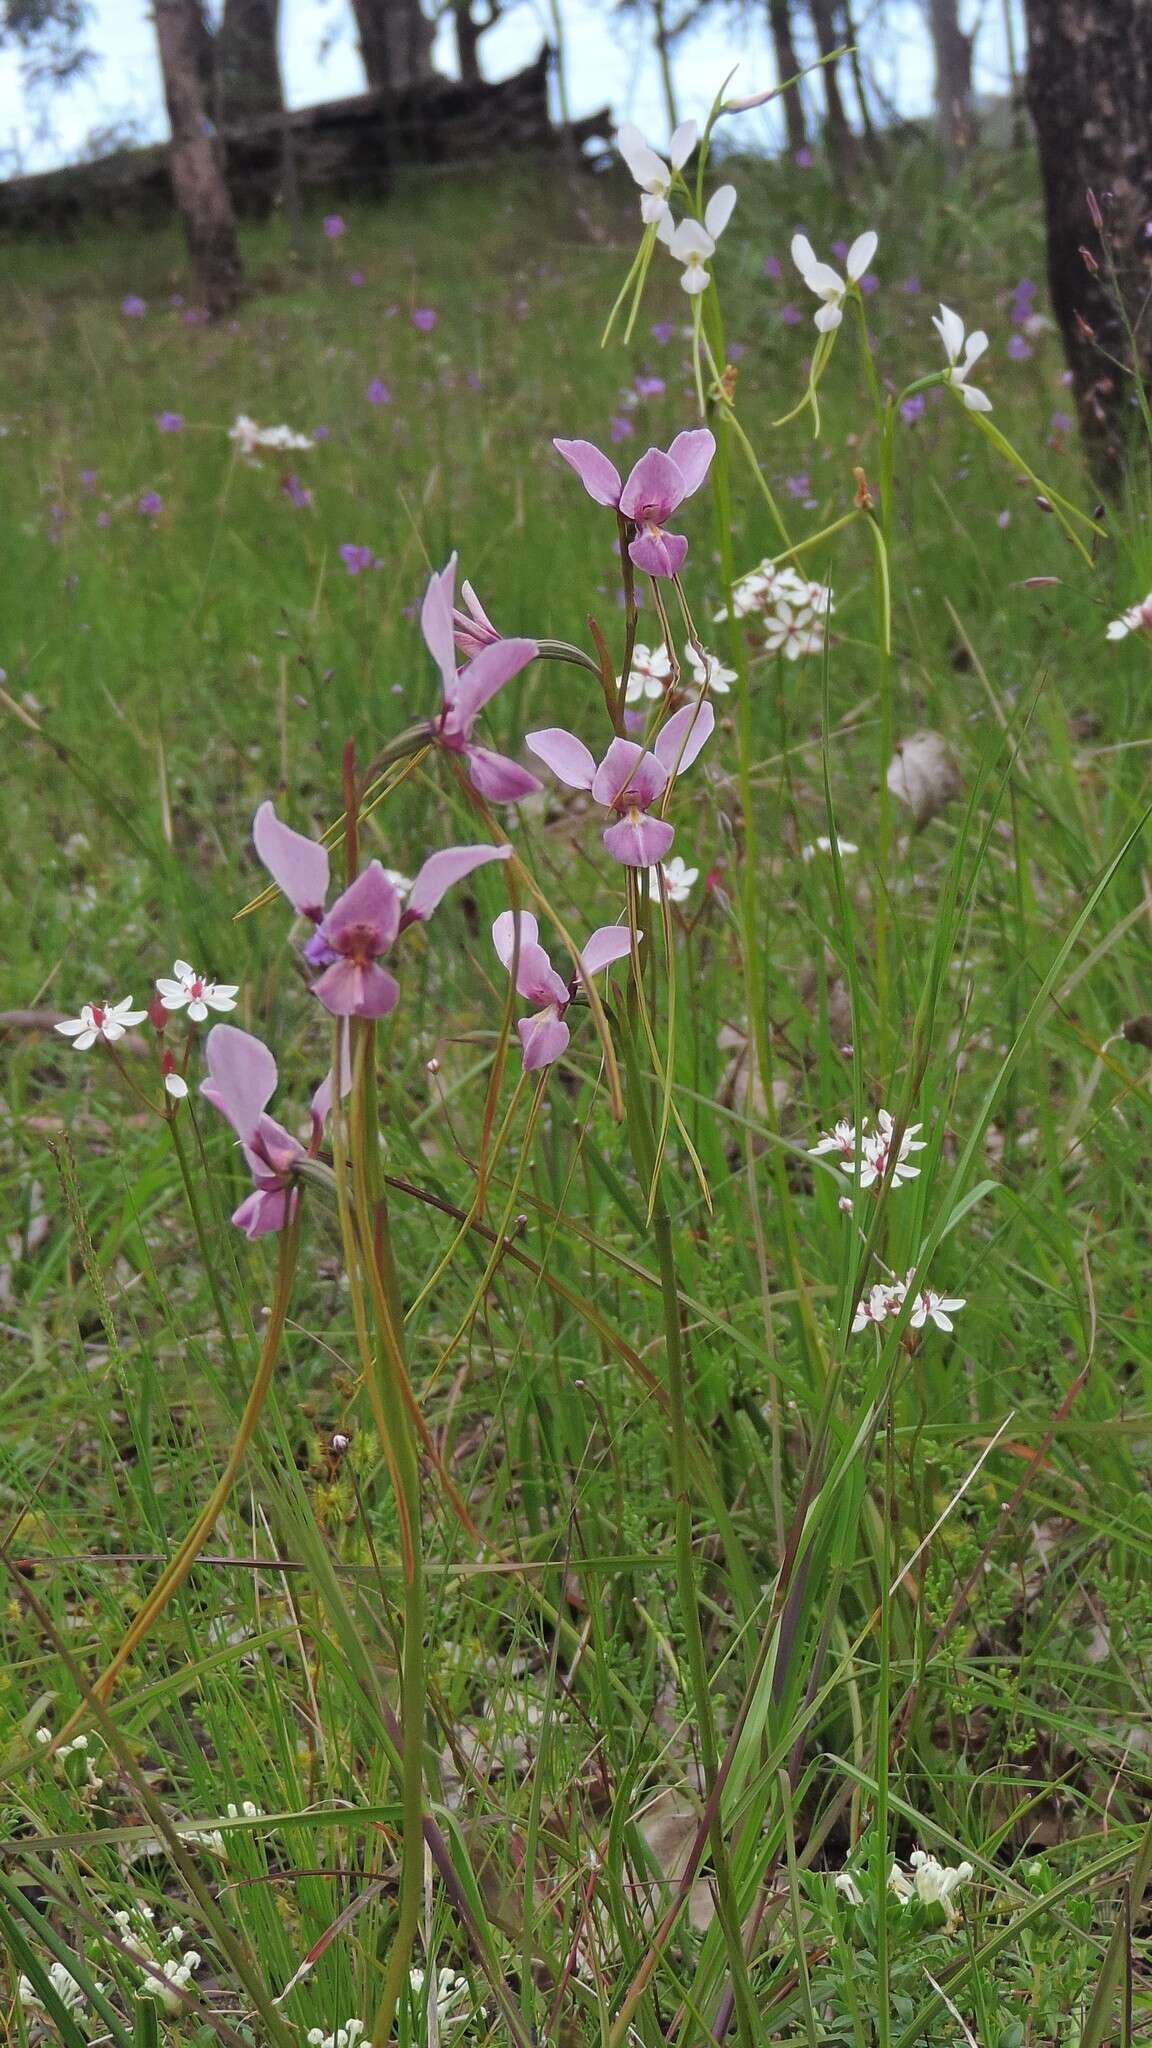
[{"x1": 0, "y1": 0, "x2": 1017, "y2": 178}]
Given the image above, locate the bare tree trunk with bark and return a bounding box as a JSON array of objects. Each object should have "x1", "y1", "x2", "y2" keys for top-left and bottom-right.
[
  {"x1": 349, "y1": 0, "x2": 437, "y2": 90},
  {"x1": 808, "y1": 0, "x2": 854, "y2": 181},
  {"x1": 216, "y1": 0, "x2": 283, "y2": 125},
  {"x1": 1025, "y1": 0, "x2": 1152, "y2": 490},
  {"x1": 767, "y1": 0, "x2": 807, "y2": 153},
  {"x1": 928, "y1": 0, "x2": 975, "y2": 163},
  {"x1": 153, "y1": 0, "x2": 244, "y2": 318}
]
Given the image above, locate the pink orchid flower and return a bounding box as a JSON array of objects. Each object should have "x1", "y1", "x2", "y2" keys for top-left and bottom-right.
[
  {"x1": 492, "y1": 912, "x2": 635, "y2": 1070},
  {"x1": 451, "y1": 577, "x2": 502, "y2": 660},
  {"x1": 201, "y1": 1022, "x2": 349, "y2": 1238},
  {"x1": 422, "y1": 555, "x2": 541, "y2": 802},
  {"x1": 525, "y1": 699, "x2": 714, "y2": 866},
  {"x1": 553, "y1": 428, "x2": 715, "y2": 578},
  {"x1": 253, "y1": 801, "x2": 512, "y2": 1017}
]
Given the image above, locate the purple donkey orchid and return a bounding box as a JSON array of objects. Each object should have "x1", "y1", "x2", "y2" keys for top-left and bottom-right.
[
  {"x1": 253, "y1": 801, "x2": 512, "y2": 1017},
  {"x1": 526, "y1": 699, "x2": 714, "y2": 866},
  {"x1": 201, "y1": 1022, "x2": 349, "y2": 1238},
  {"x1": 422, "y1": 555, "x2": 541, "y2": 802},
  {"x1": 492, "y1": 911, "x2": 635, "y2": 1071},
  {"x1": 554, "y1": 429, "x2": 715, "y2": 578}
]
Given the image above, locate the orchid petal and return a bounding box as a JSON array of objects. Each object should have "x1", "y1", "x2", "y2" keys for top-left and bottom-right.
[
  {"x1": 253, "y1": 801, "x2": 330, "y2": 920},
  {"x1": 577, "y1": 925, "x2": 635, "y2": 976},
  {"x1": 602, "y1": 813, "x2": 676, "y2": 866},
  {"x1": 669, "y1": 119, "x2": 698, "y2": 168},
  {"x1": 553, "y1": 437, "x2": 623, "y2": 507},
  {"x1": 446, "y1": 635, "x2": 538, "y2": 731},
  {"x1": 519, "y1": 1009, "x2": 571, "y2": 1071},
  {"x1": 628, "y1": 528, "x2": 688, "y2": 578},
  {"x1": 319, "y1": 861, "x2": 402, "y2": 954},
  {"x1": 406, "y1": 842, "x2": 511, "y2": 923},
  {"x1": 465, "y1": 746, "x2": 542, "y2": 803},
  {"x1": 846, "y1": 229, "x2": 878, "y2": 281},
  {"x1": 201, "y1": 1024, "x2": 278, "y2": 1141},
  {"x1": 420, "y1": 554, "x2": 459, "y2": 689},
  {"x1": 492, "y1": 909, "x2": 540, "y2": 968},
  {"x1": 704, "y1": 183, "x2": 737, "y2": 238},
  {"x1": 619, "y1": 447, "x2": 684, "y2": 522},
  {"x1": 790, "y1": 232, "x2": 818, "y2": 279},
  {"x1": 591, "y1": 737, "x2": 667, "y2": 811},
  {"x1": 525, "y1": 726, "x2": 597, "y2": 789},
  {"x1": 654, "y1": 697, "x2": 715, "y2": 775},
  {"x1": 666, "y1": 427, "x2": 716, "y2": 497},
  {"x1": 933, "y1": 302, "x2": 965, "y2": 363},
  {"x1": 233, "y1": 1187, "x2": 295, "y2": 1238},
  {"x1": 814, "y1": 302, "x2": 843, "y2": 333},
  {"x1": 311, "y1": 959, "x2": 400, "y2": 1018},
  {"x1": 667, "y1": 218, "x2": 714, "y2": 263}
]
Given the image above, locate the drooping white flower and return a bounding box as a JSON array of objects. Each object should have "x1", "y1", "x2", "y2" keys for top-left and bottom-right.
[
  {"x1": 1106, "y1": 593, "x2": 1152, "y2": 641},
  {"x1": 55, "y1": 996, "x2": 147, "y2": 1051},
  {"x1": 907, "y1": 1848, "x2": 975, "y2": 1922},
  {"x1": 791, "y1": 230, "x2": 878, "y2": 332},
  {"x1": 684, "y1": 643, "x2": 735, "y2": 693},
  {"x1": 932, "y1": 304, "x2": 993, "y2": 412},
  {"x1": 616, "y1": 120, "x2": 697, "y2": 225},
  {"x1": 662, "y1": 186, "x2": 737, "y2": 295},
  {"x1": 833, "y1": 1870, "x2": 863, "y2": 1905},
  {"x1": 156, "y1": 961, "x2": 239, "y2": 1023},
  {"x1": 308, "y1": 2021, "x2": 365, "y2": 2048},
  {"x1": 623, "y1": 642, "x2": 673, "y2": 703},
  {"x1": 18, "y1": 1961, "x2": 90, "y2": 2014},
  {"x1": 802, "y1": 835, "x2": 858, "y2": 861},
  {"x1": 646, "y1": 855, "x2": 699, "y2": 903}
]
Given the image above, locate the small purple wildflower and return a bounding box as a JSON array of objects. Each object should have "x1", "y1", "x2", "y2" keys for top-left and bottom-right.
[
  {"x1": 900, "y1": 392, "x2": 927, "y2": 424},
  {"x1": 779, "y1": 302, "x2": 803, "y2": 327},
  {"x1": 349, "y1": 269, "x2": 365, "y2": 286},
  {"x1": 610, "y1": 414, "x2": 634, "y2": 443},
  {"x1": 156, "y1": 410, "x2": 184, "y2": 433},
  {"x1": 728, "y1": 341, "x2": 747, "y2": 362},
  {"x1": 794, "y1": 146, "x2": 814, "y2": 169},
  {"x1": 831, "y1": 238, "x2": 849, "y2": 261},
  {"x1": 651, "y1": 320, "x2": 676, "y2": 343},
  {"x1": 860, "y1": 273, "x2": 880, "y2": 295},
  {"x1": 339, "y1": 543, "x2": 376, "y2": 575},
  {"x1": 764, "y1": 255, "x2": 783, "y2": 281},
  {"x1": 312, "y1": 424, "x2": 332, "y2": 441},
  {"x1": 1007, "y1": 333, "x2": 1033, "y2": 360},
  {"x1": 79, "y1": 468, "x2": 98, "y2": 492},
  {"x1": 138, "y1": 491, "x2": 163, "y2": 517},
  {"x1": 996, "y1": 509, "x2": 1011, "y2": 528},
  {"x1": 1050, "y1": 410, "x2": 1073, "y2": 433},
  {"x1": 323, "y1": 213, "x2": 346, "y2": 239},
  {"x1": 412, "y1": 307, "x2": 438, "y2": 332},
  {"x1": 121, "y1": 295, "x2": 147, "y2": 318},
  {"x1": 282, "y1": 473, "x2": 312, "y2": 508},
  {"x1": 184, "y1": 307, "x2": 209, "y2": 326},
  {"x1": 634, "y1": 374, "x2": 666, "y2": 399},
  {"x1": 785, "y1": 472, "x2": 811, "y2": 501},
  {"x1": 901, "y1": 276, "x2": 922, "y2": 294},
  {"x1": 366, "y1": 377, "x2": 392, "y2": 405},
  {"x1": 96, "y1": 510, "x2": 111, "y2": 528},
  {"x1": 466, "y1": 370, "x2": 482, "y2": 390}
]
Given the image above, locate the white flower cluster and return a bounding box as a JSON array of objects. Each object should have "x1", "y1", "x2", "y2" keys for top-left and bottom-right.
[
  {"x1": 307, "y1": 2021, "x2": 364, "y2": 2048},
  {"x1": 835, "y1": 1848, "x2": 974, "y2": 1925},
  {"x1": 809, "y1": 1108, "x2": 925, "y2": 1190},
  {"x1": 715, "y1": 560, "x2": 834, "y2": 661},
  {"x1": 18, "y1": 1960, "x2": 96, "y2": 2015},
  {"x1": 225, "y1": 1798, "x2": 263, "y2": 1819},
  {"x1": 410, "y1": 1965, "x2": 470, "y2": 2027},
  {"x1": 623, "y1": 641, "x2": 735, "y2": 704},
  {"x1": 112, "y1": 1905, "x2": 202, "y2": 2013},
  {"x1": 229, "y1": 414, "x2": 315, "y2": 457},
  {"x1": 34, "y1": 1725, "x2": 103, "y2": 1790},
  {"x1": 1106, "y1": 593, "x2": 1152, "y2": 641},
  {"x1": 851, "y1": 1270, "x2": 966, "y2": 1337},
  {"x1": 616, "y1": 120, "x2": 737, "y2": 295}
]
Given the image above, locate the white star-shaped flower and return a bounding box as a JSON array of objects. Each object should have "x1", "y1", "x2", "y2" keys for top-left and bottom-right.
[
  {"x1": 932, "y1": 303, "x2": 993, "y2": 412},
  {"x1": 55, "y1": 997, "x2": 147, "y2": 1051},
  {"x1": 684, "y1": 643, "x2": 735, "y2": 693},
  {"x1": 155, "y1": 960, "x2": 239, "y2": 1023},
  {"x1": 802, "y1": 835, "x2": 859, "y2": 861},
  {"x1": 623, "y1": 642, "x2": 673, "y2": 703},
  {"x1": 809, "y1": 1118, "x2": 858, "y2": 1162},
  {"x1": 1106, "y1": 593, "x2": 1152, "y2": 641},
  {"x1": 762, "y1": 601, "x2": 818, "y2": 659},
  {"x1": 909, "y1": 1286, "x2": 966, "y2": 1333},
  {"x1": 858, "y1": 1109, "x2": 926, "y2": 1189},
  {"x1": 646, "y1": 854, "x2": 699, "y2": 903},
  {"x1": 791, "y1": 229, "x2": 878, "y2": 332}
]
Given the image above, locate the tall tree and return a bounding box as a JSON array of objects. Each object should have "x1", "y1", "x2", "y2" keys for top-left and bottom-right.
[
  {"x1": 154, "y1": 0, "x2": 245, "y2": 316},
  {"x1": 766, "y1": 0, "x2": 807, "y2": 153},
  {"x1": 447, "y1": 0, "x2": 502, "y2": 85},
  {"x1": 349, "y1": 0, "x2": 437, "y2": 89},
  {"x1": 807, "y1": 0, "x2": 854, "y2": 179},
  {"x1": 214, "y1": 0, "x2": 283, "y2": 125},
  {"x1": 1024, "y1": 0, "x2": 1152, "y2": 489},
  {"x1": 927, "y1": 0, "x2": 975, "y2": 163}
]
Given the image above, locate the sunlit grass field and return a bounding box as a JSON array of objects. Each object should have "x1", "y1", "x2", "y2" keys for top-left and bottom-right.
[{"x1": 3, "y1": 137, "x2": 1152, "y2": 2044}]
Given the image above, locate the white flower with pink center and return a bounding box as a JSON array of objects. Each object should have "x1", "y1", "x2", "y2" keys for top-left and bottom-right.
[
  {"x1": 156, "y1": 960, "x2": 239, "y2": 1023},
  {"x1": 55, "y1": 997, "x2": 147, "y2": 1051}
]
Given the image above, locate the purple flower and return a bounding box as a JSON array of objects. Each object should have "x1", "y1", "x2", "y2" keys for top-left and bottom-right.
[
  {"x1": 831, "y1": 238, "x2": 849, "y2": 261},
  {"x1": 421, "y1": 555, "x2": 541, "y2": 801},
  {"x1": 900, "y1": 392, "x2": 927, "y2": 424},
  {"x1": 996, "y1": 509, "x2": 1011, "y2": 528},
  {"x1": 313, "y1": 424, "x2": 332, "y2": 441},
  {"x1": 1007, "y1": 333, "x2": 1033, "y2": 360},
  {"x1": 201, "y1": 1023, "x2": 347, "y2": 1237},
  {"x1": 634, "y1": 374, "x2": 666, "y2": 399},
  {"x1": 779, "y1": 302, "x2": 803, "y2": 327},
  {"x1": 785, "y1": 471, "x2": 811, "y2": 500},
  {"x1": 450, "y1": 576, "x2": 502, "y2": 660},
  {"x1": 121, "y1": 295, "x2": 147, "y2": 318},
  {"x1": 1050, "y1": 410, "x2": 1073, "y2": 433},
  {"x1": 367, "y1": 377, "x2": 391, "y2": 405},
  {"x1": 138, "y1": 491, "x2": 163, "y2": 517},
  {"x1": 184, "y1": 307, "x2": 209, "y2": 327},
  {"x1": 79, "y1": 468, "x2": 98, "y2": 492},
  {"x1": 466, "y1": 370, "x2": 483, "y2": 390},
  {"x1": 253, "y1": 801, "x2": 512, "y2": 1016},
  {"x1": 860, "y1": 273, "x2": 880, "y2": 295},
  {"x1": 323, "y1": 214, "x2": 347, "y2": 239},
  {"x1": 610, "y1": 414, "x2": 634, "y2": 443},
  {"x1": 651, "y1": 320, "x2": 676, "y2": 343},
  {"x1": 349, "y1": 269, "x2": 365, "y2": 286},
  {"x1": 412, "y1": 307, "x2": 438, "y2": 332},
  {"x1": 526, "y1": 701, "x2": 714, "y2": 866},
  {"x1": 901, "y1": 276, "x2": 922, "y2": 295},
  {"x1": 554, "y1": 428, "x2": 715, "y2": 579},
  {"x1": 282, "y1": 473, "x2": 312, "y2": 508},
  {"x1": 764, "y1": 255, "x2": 783, "y2": 282},
  {"x1": 339, "y1": 543, "x2": 376, "y2": 575},
  {"x1": 156, "y1": 410, "x2": 185, "y2": 433},
  {"x1": 794, "y1": 147, "x2": 814, "y2": 169},
  {"x1": 96, "y1": 510, "x2": 111, "y2": 528},
  {"x1": 728, "y1": 341, "x2": 747, "y2": 362},
  {"x1": 492, "y1": 911, "x2": 635, "y2": 1071}
]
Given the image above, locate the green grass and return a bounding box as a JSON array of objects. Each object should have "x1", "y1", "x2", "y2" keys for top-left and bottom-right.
[{"x1": 3, "y1": 134, "x2": 1152, "y2": 2046}]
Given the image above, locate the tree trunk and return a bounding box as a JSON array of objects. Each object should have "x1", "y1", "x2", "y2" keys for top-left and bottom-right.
[
  {"x1": 349, "y1": 0, "x2": 437, "y2": 91},
  {"x1": 929, "y1": 0, "x2": 975, "y2": 163},
  {"x1": 1024, "y1": 0, "x2": 1152, "y2": 490},
  {"x1": 453, "y1": 0, "x2": 483, "y2": 84},
  {"x1": 843, "y1": 0, "x2": 883, "y2": 163},
  {"x1": 216, "y1": 0, "x2": 283, "y2": 126},
  {"x1": 767, "y1": 0, "x2": 807, "y2": 153},
  {"x1": 808, "y1": 0, "x2": 854, "y2": 180},
  {"x1": 153, "y1": 0, "x2": 244, "y2": 318}
]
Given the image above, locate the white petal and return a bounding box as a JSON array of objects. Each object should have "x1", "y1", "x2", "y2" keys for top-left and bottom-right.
[
  {"x1": 669, "y1": 119, "x2": 698, "y2": 169},
  {"x1": 172, "y1": 960, "x2": 195, "y2": 981},
  {"x1": 846, "y1": 229, "x2": 878, "y2": 281},
  {"x1": 71, "y1": 1029, "x2": 98, "y2": 1051},
  {"x1": 655, "y1": 209, "x2": 677, "y2": 248},
  {"x1": 668, "y1": 218, "x2": 714, "y2": 262},
  {"x1": 704, "y1": 183, "x2": 737, "y2": 240},
  {"x1": 679, "y1": 265, "x2": 711, "y2": 295},
  {"x1": 205, "y1": 988, "x2": 238, "y2": 1010},
  {"x1": 961, "y1": 328, "x2": 989, "y2": 370},
  {"x1": 103, "y1": 1022, "x2": 126, "y2": 1041},
  {"x1": 165, "y1": 1073, "x2": 189, "y2": 1099},
  {"x1": 790, "y1": 231, "x2": 818, "y2": 280},
  {"x1": 1106, "y1": 619, "x2": 1131, "y2": 640},
  {"x1": 55, "y1": 1017, "x2": 89, "y2": 1037},
  {"x1": 156, "y1": 984, "x2": 188, "y2": 1008},
  {"x1": 187, "y1": 1000, "x2": 208, "y2": 1022},
  {"x1": 962, "y1": 385, "x2": 993, "y2": 413},
  {"x1": 640, "y1": 192, "x2": 669, "y2": 225},
  {"x1": 814, "y1": 302, "x2": 843, "y2": 333},
  {"x1": 933, "y1": 302, "x2": 965, "y2": 363}
]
